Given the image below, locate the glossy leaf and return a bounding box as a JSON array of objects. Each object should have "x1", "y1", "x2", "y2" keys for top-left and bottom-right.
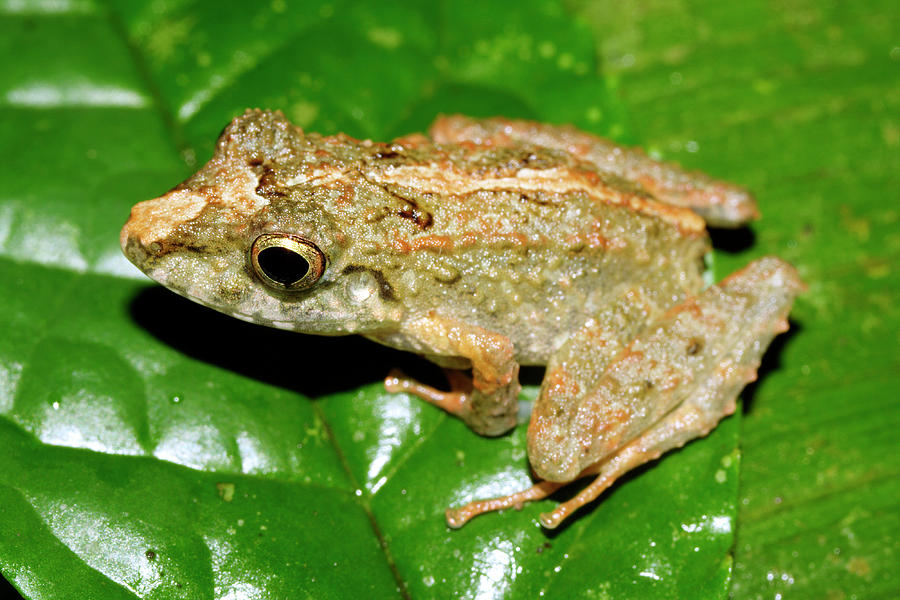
[{"x1": 7, "y1": 0, "x2": 891, "y2": 598}]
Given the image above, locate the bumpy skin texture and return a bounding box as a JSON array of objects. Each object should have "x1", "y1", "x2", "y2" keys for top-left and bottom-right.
[
  {"x1": 121, "y1": 110, "x2": 803, "y2": 528},
  {"x1": 430, "y1": 115, "x2": 760, "y2": 228}
]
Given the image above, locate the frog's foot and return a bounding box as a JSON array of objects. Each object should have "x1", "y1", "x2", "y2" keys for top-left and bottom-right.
[
  {"x1": 443, "y1": 456, "x2": 641, "y2": 529},
  {"x1": 445, "y1": 480, "x2": 565, "y2": 529},
  {"x1": 444, "y1": 433, "x2": 681, "y2": 529},
  {"x1": 385, "y1": 366, "x2": 519, "y2": 437},
  {"x1": 384, "y1": 369, "x2": 470, "y2": 417},
  {"x1": 446, "y1": 349, "x2": 762, "y2": 530},
  {"x1": 445, "y1": 379, "x2": 744, "y2": 529}
]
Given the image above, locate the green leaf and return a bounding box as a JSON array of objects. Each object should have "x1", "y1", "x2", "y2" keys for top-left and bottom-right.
[{"x1": 8, "y1": 1, "x2": 857, "y2": 598}]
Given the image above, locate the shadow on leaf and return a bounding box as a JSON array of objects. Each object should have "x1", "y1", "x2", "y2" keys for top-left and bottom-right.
[
  {"x1": 739, "y1": 318, "x2": 804, "y2": 414},
  {"x1": 708, "y1": 226, "x2": 757, "y2": 254},
  {"x1": 129, "y1": 286, "x2": 446, "y2": 397}
]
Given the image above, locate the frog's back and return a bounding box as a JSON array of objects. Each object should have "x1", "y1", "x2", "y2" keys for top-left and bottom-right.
[{"x1": 327, "y1": 134, "x2": 712, "y2": 364}]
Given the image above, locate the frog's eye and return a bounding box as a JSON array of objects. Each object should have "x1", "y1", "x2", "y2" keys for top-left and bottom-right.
[{"x1": 250, "y1": 233, "x2": 325, "y2": 291}]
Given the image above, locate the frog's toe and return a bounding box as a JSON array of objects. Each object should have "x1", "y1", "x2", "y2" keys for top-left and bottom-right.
[
  {"x1": 384, "y1": 370, "x2": 468, "y2": 415},
  {"x1": 385, "y1": 368, "x2": 518, "y2": 436},
  {"x1": 444, "y1": 480, "x2": 564, "y2": 528}
]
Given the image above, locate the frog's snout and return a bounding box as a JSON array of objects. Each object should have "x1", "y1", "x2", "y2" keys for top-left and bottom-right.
[{"x1": 120, "y1": 190, "x2": 209, "y2": 257}]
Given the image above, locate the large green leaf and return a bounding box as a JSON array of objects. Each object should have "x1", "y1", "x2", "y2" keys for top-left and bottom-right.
[{"x1": 6, "y1": 0, "x2": 896, "y2": 598}]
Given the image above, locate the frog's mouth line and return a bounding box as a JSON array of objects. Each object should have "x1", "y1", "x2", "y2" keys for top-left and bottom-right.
[
  {"x1": 145, "y1": 267, "x2": 256, "y2": 324},
  {"x1": 176, "y1": 289, "x2": 290, "y2": 330},
  {"x1": 152, "y1": 273, "x2": 343, "y2": 334}
]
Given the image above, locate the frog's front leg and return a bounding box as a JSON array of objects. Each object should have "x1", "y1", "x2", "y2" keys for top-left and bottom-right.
[
  {"x1": 383, "y1": 311, "x2": 521, "y2": 436},
  {"x1": 448, "y1": 257, "x2": 803, "y2": 528}
]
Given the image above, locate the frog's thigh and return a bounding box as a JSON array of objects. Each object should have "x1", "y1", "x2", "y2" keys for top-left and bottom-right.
[
  {"x1": 430, "y1": 115, "x2": 757, "y2": 227},
  {"x1": 526, "y1": 287, "x2": 661, "y2": 477},
  {"x1": 384, "y1": 311, "x2": 520, "y2": 436}
]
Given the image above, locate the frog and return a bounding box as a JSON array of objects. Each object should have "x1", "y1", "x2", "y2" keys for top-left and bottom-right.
[{"x1": 121, "y1": 109, "x2": 803, "y2": 529}]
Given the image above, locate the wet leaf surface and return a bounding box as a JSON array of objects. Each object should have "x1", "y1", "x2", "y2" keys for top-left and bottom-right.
[{"x1": 2, "y1": 0, "x2": 895, "y2": 598}]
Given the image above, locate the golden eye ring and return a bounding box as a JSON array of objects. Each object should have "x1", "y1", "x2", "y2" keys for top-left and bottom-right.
[{"x1": 250, "y1": 233, "x2": 325, "y2": 291}]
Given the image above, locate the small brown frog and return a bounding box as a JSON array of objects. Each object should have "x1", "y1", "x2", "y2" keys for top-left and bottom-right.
[{"x1": 121, "y1": 110, "x2": 802, "y2": 528}]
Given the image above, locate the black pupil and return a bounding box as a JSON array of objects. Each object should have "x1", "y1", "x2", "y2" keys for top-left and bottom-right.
[{"x1": 257, "y1": 246, "x2": 310, "y2": 285}]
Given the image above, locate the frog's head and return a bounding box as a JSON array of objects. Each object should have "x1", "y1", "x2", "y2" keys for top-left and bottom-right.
[{"x1": 120, "y1": 109, "x2": 404, "y2": 335}]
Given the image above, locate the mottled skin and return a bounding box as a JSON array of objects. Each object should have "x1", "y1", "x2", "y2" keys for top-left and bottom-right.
[
  {"x1": 121, "y1": 110, "x2": 803, "y2": 528},
  {"x1": 431, "y1": 115, "x2": 760, "y2": 228}
]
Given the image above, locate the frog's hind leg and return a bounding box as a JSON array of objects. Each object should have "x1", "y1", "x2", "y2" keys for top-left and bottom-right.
[
  {"x1": 456, "y1": 375, "x2": 753, "y2": 530},
  {"x1": 446, "y1": 257, "x2": 803, "y2": 528},
  {"x1": 445, "y1": 286, "x2": 664, "y2": 528},
  {"x1": 536, "y1": 386, "x2": 745, "y2": 529},
  {"x1": 532, "y1": 256, "x2": 803, "y2": 527},
  {"x1": 429, "y1": 114, "x2": 758, "y2": 227}
]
